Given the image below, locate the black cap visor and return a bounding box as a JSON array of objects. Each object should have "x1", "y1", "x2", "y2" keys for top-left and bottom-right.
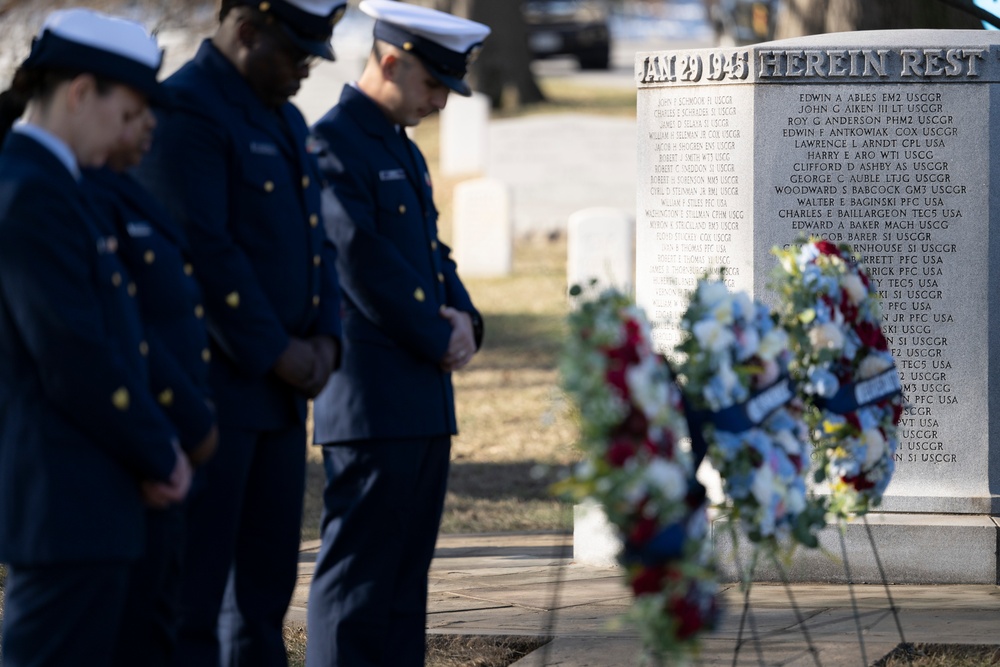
[
  {"x1": 374, "y1": 20, "x2": 473, "y2": 96},
  {"x1": 277, "y1": 20, "x2": 335, "y2": 61}
]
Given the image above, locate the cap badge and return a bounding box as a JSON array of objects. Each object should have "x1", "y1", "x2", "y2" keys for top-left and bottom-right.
[{"x1": 466, "y1": 44, "x2": 483, "y2": 67}]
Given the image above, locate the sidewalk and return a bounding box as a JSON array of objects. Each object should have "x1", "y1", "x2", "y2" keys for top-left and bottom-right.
[{"x1": 290, "y1": 532, "x2": 1000, "y2": 666}]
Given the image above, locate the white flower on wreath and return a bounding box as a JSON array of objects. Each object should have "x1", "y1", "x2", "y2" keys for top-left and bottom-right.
[
  {"x1": 644, "y1": 459, "x2": 688, "y2": 502},
  {"x1": 842, "y1": 273, "x2": 868, "y2": 306},
  {"x1": 750, "y1": 463, "x2": 775, "y2": 509},
  {"x1": 757, "y1": 328, "x2": 788, "y2": 361},
  {"x1": 858, "y1": 352, "x2": 894, "y2": 380},
  {"x1": 796, "y1": 244, "x2": 820, "y2": 270},
  {"x1": 698, "y1": 280, "x2": 730, "y2": 311},
  {"x1": 808, "y1": 322, "x2": 844, "y2": 351},
  {"x1": 626, "y1": 357, "x2": 668, "y2": 421},
  {"x1": 693, "y1": 318, "x2": 735, "y2": 354},
  {"x1": 862, "y1": 428, "x2": 888, "y2": 470}
]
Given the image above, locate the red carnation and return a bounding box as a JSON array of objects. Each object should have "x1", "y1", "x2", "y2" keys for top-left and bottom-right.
[
  {"x1": 856, "y1": 321, "x2": 888, "y2": 350},
  {"x1": 670, "y1": 595, "x2": 704, "y2": 639},
  {"x1": 845, "y1": 412, "x2": 861, "y2": 431},
  {"x1": 815, "y1": 240, "x2": 840, "y2": 256},
  {"x1": 631, "y1": 565, "x2": 666, "y2": 596},
  {"x1": 629, "y1": 516, "x2": 658, "y2": 546},
  {"x1": 612, "y1": 407, "x2": 649, "y2": 439},
  {"x1": 605, "y1": 362, "x2": 629, "y2": 396},
  {"x1": 644, "y1": 430, "x2": 675, "y2": 458},
  {"x1": 606, "y1": 439, "x2": 637, "y2": 467},
  {"x1": 843, "y1": 473, "x2": 876, "y2": 491},
  {"x1": 891, "y1": 400, "x2": 903, "y2": 425},
  {"x1": 624, "y1": 318, "x2": 643, "y2": 347},
  {"x1": 840, "y1": 290, "x2": 858, "y2": 324}
]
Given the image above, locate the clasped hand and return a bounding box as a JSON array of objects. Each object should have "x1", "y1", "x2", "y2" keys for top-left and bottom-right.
[
  {"x1": 273, "y1": 335, "x2": 339, "y2": 398},
  {"x1": 439, "y1": 306, "x2": 476, "y2": 372}
]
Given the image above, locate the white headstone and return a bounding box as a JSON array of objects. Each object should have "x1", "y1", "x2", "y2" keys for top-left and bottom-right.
[
  {"x1": 440, "y1": 92, "x2": 490, "y2": 176},
  {"x1": 453, "y1": 178, "x2": 513, "y2": 278},
  {"x1": 487, "y1": 114, "x2": 637, "y2": 235},
  {"x1": 567, "y1": 207, "x2": 635, "y2": 293}
]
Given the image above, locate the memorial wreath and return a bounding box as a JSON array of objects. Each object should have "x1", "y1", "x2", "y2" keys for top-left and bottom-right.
[
  {"x1": 771, "y1": 239, "x2": 903, "y2": 517},
  {"x1": 557, "y1": 284, "x2": 718, "y2": 662},
  {"x1": 674, "y1": 278, "x2": 824, "y2": 559}
]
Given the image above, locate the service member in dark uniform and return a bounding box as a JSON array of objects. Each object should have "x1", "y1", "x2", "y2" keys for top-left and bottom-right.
[
  {"x1": 84, "y1": 101, "x2": 219, "y2": 667},
  {"x1": 135, "y1": 1, "x2": 345, "y2": 665},
  {"x1": 0, "y1": 9, "x2": 191, "y2": 666},
  {"x1": 307, "y1": 2, "x2": 489, "y2": 665}
]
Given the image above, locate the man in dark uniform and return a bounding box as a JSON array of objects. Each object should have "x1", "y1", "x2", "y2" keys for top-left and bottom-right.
[
  {"x1": 85, "y1": 103, "x2": 219, "y2": 667},
  {"x1": 306, "y1": 2, "x2": 488, "y2": 665},
  {"x1": 135, "y1": 1, "x2": 345, "y2": 664}
]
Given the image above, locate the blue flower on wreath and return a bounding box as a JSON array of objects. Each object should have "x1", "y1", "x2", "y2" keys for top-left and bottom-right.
[
  {"x1": 727, "y1": 470, "x2": 753, "y2": 500},
  {"x1": 774, "y1": 450, "x2": 796, "y2": 480},
  {"x1": 766, "y1": 407, "x2": 797, "y2": 433},
  {"x1": 744, "y1": 429, "x2": 772, "y2": 460},
  {"x1": 875, "y1": 459, "x2": 895, "y2": 495},
  {"x1": 829, "y1": 452, "x2": 861, "y2": 479},
  {"x1": 857, "y1": 407, "x2": 879, "y2": 431},
  {"x1": 759, "y1": 496, "x2": 778, "y2": 536},
  {"x1": 714, "y1": 430, "x2": 743, "y2": 461},
  {"x1": 806, "y1": 367, "x2": 840, "y2": 398}
]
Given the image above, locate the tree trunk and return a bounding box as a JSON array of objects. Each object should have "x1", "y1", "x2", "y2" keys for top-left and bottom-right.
[
  {"x1": 775, "y1": 0, "x2": 982, "y2": 38},
  {"x1": 402, "y1": 0, "x2": 544, "y2": 108}
]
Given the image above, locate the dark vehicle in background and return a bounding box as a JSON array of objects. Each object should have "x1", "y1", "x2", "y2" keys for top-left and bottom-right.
[
  {"x1": 524, "y1": 0, "x2": 612, "y2": 70},
  {"x1": 708, "y1": 0, "x2": 777, "y2": 45}
]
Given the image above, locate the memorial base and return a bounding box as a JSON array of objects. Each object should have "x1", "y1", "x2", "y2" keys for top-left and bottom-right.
[{"x1": 574, "y1": 503, "x2": 1000, "y2": 584}]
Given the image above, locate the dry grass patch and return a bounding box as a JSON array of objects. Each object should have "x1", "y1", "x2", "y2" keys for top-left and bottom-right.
[
  {"x1": 876, "y1": 643, "x2": 1000, "y2": 666},
  {"x1": 284, "y1": 626, "x2": 548, "y2": 667},
  {"x1": 426, "y1": 634, "x2": 550, "y2": 667}
]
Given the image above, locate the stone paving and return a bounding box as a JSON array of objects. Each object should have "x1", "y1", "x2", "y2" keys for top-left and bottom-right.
[{"x1": 289, "y1": 532, "x2": 1000, "y2": 666}]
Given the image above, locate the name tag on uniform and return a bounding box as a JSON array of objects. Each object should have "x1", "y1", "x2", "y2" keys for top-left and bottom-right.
[
  {"x1": 379, "y1": 168, "x2": 406, "y2": 182},
  {"x1": 126, "y1": 222, "x2": 153, "y2": 238},
  {"x1": 96, "y1": 235, "x2": 118, "y2": 254},
  {"x1": 250, "y1": 141, "x2": 279, "y2": 156}
]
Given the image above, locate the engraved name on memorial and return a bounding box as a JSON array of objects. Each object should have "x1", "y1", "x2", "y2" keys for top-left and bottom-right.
[{"x1": 636, "y1": 32, "x2": 1000, "y2": 514}]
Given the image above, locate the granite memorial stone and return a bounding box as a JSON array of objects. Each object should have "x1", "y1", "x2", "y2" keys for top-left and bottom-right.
[{"x1": 589, "y1": 29, "x2": 1000, "y2": 583}]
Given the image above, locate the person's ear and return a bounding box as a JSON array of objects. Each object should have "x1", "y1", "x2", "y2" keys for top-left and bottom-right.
[
  {"x1": 381, "y1": 52, "x2": 400, "y2": 82},
  {"x1": 64, "y1": 73, "x2": 96, "y2": 113},
  {"x1": 236, "y1": 17, "x2": 261, "y2": 53}
]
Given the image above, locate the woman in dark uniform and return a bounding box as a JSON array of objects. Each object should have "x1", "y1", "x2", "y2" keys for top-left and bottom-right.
[
  {"x1": 0, "y1": 9, "x2": 192, "y2": 666},
  {"x1": 84, "y1": 99, "x2": 219, "y2": 667}
]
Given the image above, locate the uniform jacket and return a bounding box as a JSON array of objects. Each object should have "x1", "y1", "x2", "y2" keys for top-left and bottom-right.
[
  {"x1": 137, "y1": 40, "x2": 342, "y2": 430},
  {"x1": 311, "y1": 85, "x2": 481, "y2": 444},
  {"x1": 84, "y1": 166, "x2": 215, "y2": 452},
  {"x1": 0, "y1": 133, "x2": 178, "y2": 565}
]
